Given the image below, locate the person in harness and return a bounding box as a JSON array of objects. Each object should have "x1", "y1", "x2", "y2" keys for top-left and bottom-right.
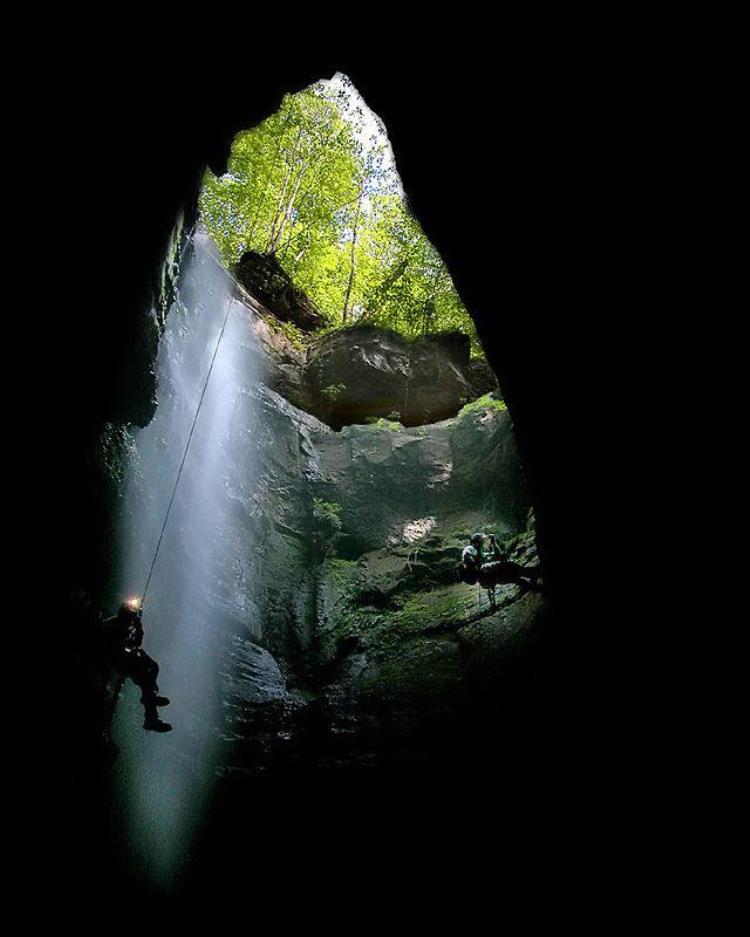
[
  {"x1": 460, "y1": 532, "x2": 541, "y2": 591},
  {"x1": 103, "y1": 600, "x2": 172, "y2": 733}
]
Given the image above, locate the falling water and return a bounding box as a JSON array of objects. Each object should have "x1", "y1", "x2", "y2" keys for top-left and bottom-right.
[{"x1": 112, "y1": 228, "x2": 265, "y2": 891}]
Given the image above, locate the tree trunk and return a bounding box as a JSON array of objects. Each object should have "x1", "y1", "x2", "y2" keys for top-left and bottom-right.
[
  {"x1": 266, "y1": 126, "x2": 304, "y2": 253},
  {"x1": 266, "y1": 160, "x2": 293, "y2": 253},
  {"x1": 247, "y1": 115, "x2": 291, "y2": 250},
  {"x1": 342, "y1": 191, "x2": 363, "y2": 324},
  {"x1": 272, "y1": 164, "x2": 306, "y2": 253},
  {"x1": 359, "y1": 257, "x2": 409, "y2": 322},
  {"x1": 423, "y1": 263, "x2": 445, "y2": 333}
]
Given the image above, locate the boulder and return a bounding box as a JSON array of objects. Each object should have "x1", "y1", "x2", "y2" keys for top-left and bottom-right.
[
  {"x1": 306, "y1": 325, "x2": 489, "y2": 428},
  {"x1": 466, "y1": 358, "x2": 499, "y2": 398},
  {"x1": 246, "y1": 312, "x2": 500, "y2": 430},
  {"x1": 234, "y1": 251, "x2": 327, "y2": 331},
  {"x1": 232, "y1": 268, "x2": 500, "y2": 429}
]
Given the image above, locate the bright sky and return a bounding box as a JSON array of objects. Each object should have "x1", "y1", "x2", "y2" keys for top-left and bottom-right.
[{"x1": 317, "y1": 72, "x2": 403, "y2": 199}]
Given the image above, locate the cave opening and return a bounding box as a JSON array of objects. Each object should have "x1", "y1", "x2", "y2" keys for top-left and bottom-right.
[
  {"x1": 35, "y1": 39, "x2": 664, "y2": 909},
  {"x1": 88, "y1": 73, "x2": 546, "y2": 896}
]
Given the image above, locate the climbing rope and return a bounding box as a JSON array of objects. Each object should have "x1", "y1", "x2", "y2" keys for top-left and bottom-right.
[{"x1": 140, "y1": 298, "x2": 234, "y2": 607}]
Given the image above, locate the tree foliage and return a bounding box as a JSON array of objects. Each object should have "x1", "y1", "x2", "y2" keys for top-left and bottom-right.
[{"x1": 200, "y1": 77, "x2": 482, "y2": 355}]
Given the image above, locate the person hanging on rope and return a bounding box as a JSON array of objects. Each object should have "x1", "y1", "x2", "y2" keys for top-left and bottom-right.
[
  {"x1": 102, "y1": 599, "x2": 172, "y2": 732},
  {"x1": 459, "y1": 532, "x2": 541, "y2": 592},
  {"x1": 97, "y1": 297, "x2": 231, "y2": 735}
]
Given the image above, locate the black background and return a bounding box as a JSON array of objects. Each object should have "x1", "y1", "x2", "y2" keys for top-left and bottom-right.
[{"x1": 26, "y1": 34, "x2": 660, "y2": 908}]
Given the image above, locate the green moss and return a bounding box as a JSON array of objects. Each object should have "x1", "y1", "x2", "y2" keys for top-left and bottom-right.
[
  {"x1": 357, "y1": 636, "x2": 462, "y2": 700},
  {"x1": 315, "y1": 507, "x2": 533, "y2": 693},
  {"x1": 322, "y1": 383, "x2": 347, "y2": 400},
  {"x1": 312, "y1": 499, "x2": 343, "y2": 556},
  {"x1": 266, "y1": 312, "x2": 308, "y2": 350},
  {"x1": 390, "y1": 585, "x2": 478, "y2": 634},
  {"x1": 329, "y1": 556, "x2": 355, "y2": 570},
  {"x1": 320, "y1": 571, "x2": 481, "y2": 666},
  {"x1": 313, "y1": 497, "x2": 342, "y2": 518},
  {"x1": 361, "y1": 417, "x2": 403, "y2": 431},
  {"x1": 457, "y1": 392, "x2": 507, "y2": 418},
  {"x1": 327, "y1": 557, "x2": 358, "y2": 587}
]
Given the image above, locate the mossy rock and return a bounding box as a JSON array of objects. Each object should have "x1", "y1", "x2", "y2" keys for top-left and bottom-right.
[
  {"x1": 389, "y1": 584, "x2": 479, "y2": 635},
  {"x1": 456, "y1": 392, "x2": 507, "y2": 418},
  {"x1": 356, "y1": 635, "x2": 463, "y2": 705}
]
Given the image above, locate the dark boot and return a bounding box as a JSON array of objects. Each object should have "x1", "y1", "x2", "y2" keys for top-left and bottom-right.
[
  {"x1": 143, "y1": 716, "x2": 172, "y2": 732},
  {"x1": 144, "y1": 717, "x2": 172, "y2": 733},
  {"x1": 141, "y1": 694, "x2": 170, "y2": 707},
  {"x1": 143, "y1": 700, "x2": 172, "y2": 733}
]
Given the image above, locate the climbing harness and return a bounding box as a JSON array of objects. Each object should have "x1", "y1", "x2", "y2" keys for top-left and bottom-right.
[{"x1": 140, "y1": 298, "x2": 234, "y2": 607}]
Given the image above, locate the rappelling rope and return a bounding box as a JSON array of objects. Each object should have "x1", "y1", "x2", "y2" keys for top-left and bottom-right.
[{"x1": 141, "y1": 297, "x2": 234, "y2": 607}]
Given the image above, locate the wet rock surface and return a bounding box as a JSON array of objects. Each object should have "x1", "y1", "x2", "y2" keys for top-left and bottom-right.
[
  {"x1": 101, "y1": 258, "x2": 543, "y2": 783},
  {"x1": 200, "y1": 285, "x2": 544, "y2": 776}
]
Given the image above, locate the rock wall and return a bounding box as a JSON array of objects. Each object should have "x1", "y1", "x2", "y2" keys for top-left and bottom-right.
[
  {"x1": 212, "y1": 374, "x2": 529, "y2": 678},
  {"x1": 100, "y1": 255, "x2": 542, "y2": 777},
  {"x1": 237, "y1": 295, "x2": 498, "y2": 429},
  {"x1": 204, "y1": 289, "x2": 541, "y2": 770},
  {"x1": 305, "y1": 326, "x2": 493, "y2": 428}
]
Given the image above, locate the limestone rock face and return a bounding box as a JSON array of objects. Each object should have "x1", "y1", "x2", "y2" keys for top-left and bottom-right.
[
  {"x1": 214, "y1": 375, "x2": 528, "y2": 682},
  {"x1": 308, "y1": 406, "x2": 528, "y2": 558},
  {"x1": 234, "y1": 286, "x2": 499, "y2": 431},
  {"x1": 305, "y1": 326, "x2": 487, "y2": 429},
  {"x1": 149, "y1": 284, "x2": 532, "y2": 702},
  {"x1": 103, "y1": 254, "x2": 540, "y2": 779}
]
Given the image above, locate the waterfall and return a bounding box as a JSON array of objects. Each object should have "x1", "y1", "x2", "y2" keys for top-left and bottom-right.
[{"x1": 112, "y1": 228, "x2": 265, "y2": 891}]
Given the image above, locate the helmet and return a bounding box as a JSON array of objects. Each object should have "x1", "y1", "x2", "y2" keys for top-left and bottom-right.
[
  {"x1": 470, "y1": 532, "x2": 484, "y2": 546},
  {"x1": 118, "y1": 597, "x2": 142, "y2": 621}
]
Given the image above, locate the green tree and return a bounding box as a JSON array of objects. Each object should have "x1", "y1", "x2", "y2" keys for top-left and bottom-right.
[{"x1": 199, "y1": 79, "x2": 483, "y2": 356}]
